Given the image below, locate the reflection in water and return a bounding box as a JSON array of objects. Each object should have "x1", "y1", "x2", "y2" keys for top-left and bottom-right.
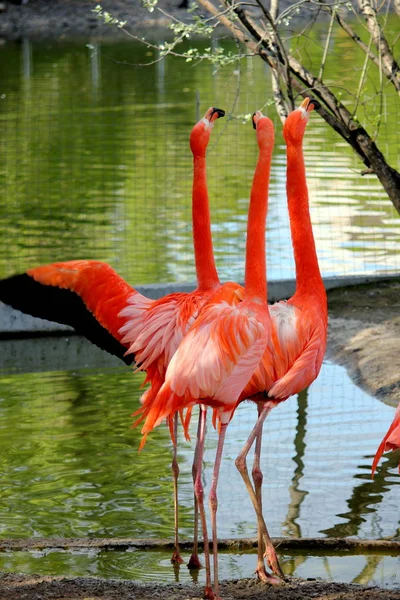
[
  {"x1": 282, "y1": 388, "x2": 308, "y2": 539},
  {"x1": 0, "y1": 34, "x2": 399, "y2": 285},
  {"x1": 0, "y1": 549, "x2": 398, "y2": 588},
  {"x1": 0, "y1": 359, "x2": 398, "y2": 585},
  {"x1": 89, "y1": 43, "x2": 101, "y2": 93},
  {"x1": 21, "y1": 38, "x2": 32, "y2": 79},
  {"x1": 353, "y1": 554, "x2": 384, "y2": 586},
  {"x1": 322, "y1": 452, "x2": 400, "y2": 539}
]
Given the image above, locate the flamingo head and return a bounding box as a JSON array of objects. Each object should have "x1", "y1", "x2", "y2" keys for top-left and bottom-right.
[
  {"x1": 252, "y1": 111, "x2": 275, "y2": 151},
  {"x1": 189, "y1": 107, "x2": 225, "y2": 157},
  {"x1": 283, "y1": 97, "x2": 319, "y2": 146}
]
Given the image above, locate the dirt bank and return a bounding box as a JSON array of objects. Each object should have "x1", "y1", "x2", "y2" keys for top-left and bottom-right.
[
  {"x1": 327, "y1": 277, "x2": 400, "y2": 406},
  {"x1": 1, "y1": 572, "x2": 400, "y2": 600}
]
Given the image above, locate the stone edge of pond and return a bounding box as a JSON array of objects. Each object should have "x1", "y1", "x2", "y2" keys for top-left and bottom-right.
[{"x1": 0, "y1": 536, "x2": 399, "y2": 553}]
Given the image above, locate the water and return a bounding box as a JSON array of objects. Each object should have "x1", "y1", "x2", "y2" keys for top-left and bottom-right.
[
  {"x1": 0, "y1": 357, "x2": 399, "y2": 585},
  {"x1": 0, "y1": 28, "x2": 399, "y2": 286}
]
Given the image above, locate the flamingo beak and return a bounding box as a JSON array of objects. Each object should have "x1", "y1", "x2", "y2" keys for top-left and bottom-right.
[
  {"x1": 252, "y1": 110, "x2": 263, "y2": 129},
  {"x1": 308, "y1": 98, "x2": 320, "y2": 111},
  {"x1": 299, "y1": 97, "x2": 320, "y2": 117},
  {"x1": 210, "y1": 107, "x2": 225, "y2": 122},
  {"x1": 299, "y1": 97, "x2": 310, "y2": 119}
]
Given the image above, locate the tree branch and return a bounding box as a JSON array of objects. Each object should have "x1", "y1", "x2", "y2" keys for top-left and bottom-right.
[
  {"x1": 357, "y1": 0, "x2": 400, "y2": 93},
  {"x1": 210, "y1": 0, "x2": 400, "y2": 211}
]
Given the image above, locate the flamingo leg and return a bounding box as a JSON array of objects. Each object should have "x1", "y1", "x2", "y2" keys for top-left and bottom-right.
[
  {"x1": 193, "y1": 406, "x2": 214, "y2": 598},
  {"x1": 171, "y1": 413, "x2": 184, "y2": 564},
  {"x1": 187, "y1": 406, "x2": 204, "y2": 570},
  {"x1": 251, "y1": 402, "x2": 268, "y2": 581},
  {"x1": 208, "y1": 422, "x2": 229, "y2": 600},
  {"x1": 235, "y1": 401, "x2": 284, "y2": 582}
]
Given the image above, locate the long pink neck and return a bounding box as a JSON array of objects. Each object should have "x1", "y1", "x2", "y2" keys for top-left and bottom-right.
[
  {"x1": 244, "y1": 142, "x2": 273, "y2": 301},
  {"x1": 286, "y1": 143, "x2": 324, "y2": 296},
  {"x1": 192, "y1": 154, "x2": 220, "y2": 291}
]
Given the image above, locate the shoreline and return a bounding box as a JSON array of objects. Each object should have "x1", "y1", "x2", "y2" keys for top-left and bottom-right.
[{"x1": 0, "y1": 0, "x2": 323, "y2": 41}]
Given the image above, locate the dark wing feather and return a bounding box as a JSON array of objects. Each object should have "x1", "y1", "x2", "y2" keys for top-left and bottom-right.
[{"x1": 0, "y1": 273, "x2": 133, "y2": 365}]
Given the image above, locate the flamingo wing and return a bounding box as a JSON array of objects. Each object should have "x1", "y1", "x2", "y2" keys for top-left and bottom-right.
[
  {"x1": 0, "y1": 260, "x2": 135, "y2": 364},
  {"x1": 119, "y1": 291, "x2": 209, "y2": 375},
  {"x1": 268, "y1": 310, "x2": 327, "y2": 401},
  {"x1": 141, "y1": 301, "x2": 270, "y2": 432}
]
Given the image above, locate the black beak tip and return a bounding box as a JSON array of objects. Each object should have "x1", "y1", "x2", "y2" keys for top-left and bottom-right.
[
  {"x1": 252, "y1": 112, "x2": 257, "y2": 129},
  {"x1": 211, "y1": 107, "x2": 225, "y2": 119},
  {"x1": 309, "y1": 97, "x2": 321, "y2": 110}
]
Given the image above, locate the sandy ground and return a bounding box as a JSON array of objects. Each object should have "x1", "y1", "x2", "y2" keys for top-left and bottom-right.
[
  {"x1": 1, "y1": 572, "x2": 400, "y2": 600},
  {"x1": 327, "y1": 278, "x2": 400, "y2": 406},
  {"x1": 0, "y1": 279, "x2": 399, "y2": 599}
]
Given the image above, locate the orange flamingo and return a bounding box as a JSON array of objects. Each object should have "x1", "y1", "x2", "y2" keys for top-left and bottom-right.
[
  {"x1": 139, "y1": 111, "x2": 275, "y2": 599},
  {"x1": 231, "y1": 96, "x2": 327, "y2": 581},
  {"x1": 0, "y1": 107, "x2": 231, "y2": 566},
  {"x1": 139, "y1": 98, "x2": 328, "y2": 589},
  {"x1": 372, "y1": 403, "x2": 400, "y2": 477}
]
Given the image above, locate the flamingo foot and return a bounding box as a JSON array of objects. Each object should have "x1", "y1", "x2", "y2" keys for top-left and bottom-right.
[
  {"x1": 170, "y1": 549, "x2": 185, "y2": 564},
  {"x1": 187, "y1": 553, "x2": 203, "y2": 569},
  {"x1": 203, "y1": 586, "x2": 221, "y2": 600},
  {"x1": 255, "y1": 565, "x2": 283, "y2": 585},
  {"x1": 264, "y1": 548, "x2": 285, "y2": 580}
]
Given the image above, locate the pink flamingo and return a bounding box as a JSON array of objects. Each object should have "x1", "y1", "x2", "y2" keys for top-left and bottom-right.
[
  {"x1": 139, "y1": 98, "x2": 328, "y2": 591},
  {"x1": 231, "y1": 96, "x2": 327, "y2": 582},
  {"x1": 139, "y1": 111, "x2": 275, "y2": 599}
]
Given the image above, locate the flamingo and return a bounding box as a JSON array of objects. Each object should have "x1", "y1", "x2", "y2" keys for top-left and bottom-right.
[
  {"x1": 0, "y1": 106, "x2": 233, "y2": 567},
  {"x1": 230, "y1": 96, "x2": 328, "y2": 582},
  {"x1": 372, "y1": 403, "x2": 400, "y2": 477},
  {"x1": 138, "y1": 111, "x2": 275, "y2": 599},
  {"x1": 139, "y1": 97, "x2": 328, "y2": 590}
]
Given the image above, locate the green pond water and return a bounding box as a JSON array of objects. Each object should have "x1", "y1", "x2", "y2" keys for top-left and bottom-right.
[
  {"x1": 0, "y1": 359, "x2": 398, "y2": 586},
  {"x1": 0, "y1": 21, "x2": 399, "y2": 589},
  {"x1": 0, "y1": 24, "x2": 399, "y2": 284}
]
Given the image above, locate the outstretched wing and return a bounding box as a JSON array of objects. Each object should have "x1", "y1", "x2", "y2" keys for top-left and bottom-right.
[{"x1": 0, "y1": 260, "x2": 135, "y2": 364}]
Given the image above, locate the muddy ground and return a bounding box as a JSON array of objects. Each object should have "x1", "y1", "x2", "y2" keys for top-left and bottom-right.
[
  {"x1": 1, "y1": 572, "x2": 400, "y2": 600},
  {"x1": 0, "y1": 279, "x2": 399, "y2": 599}
]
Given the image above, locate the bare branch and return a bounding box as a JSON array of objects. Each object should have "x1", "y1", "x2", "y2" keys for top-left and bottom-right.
[
  {"x1": 318, "y1": 3, "x2": 337, "y2": 81},
  {"x1": 353, "y1": 33, "x2": 373, "y2": 115},
  {"x1": 270, "y1": 0, "x2": 279, "y2": 20},
  {"x1": 254, "y1": 0, "x2": 294, "y2": 107},
  {"x1": 271, "y1": 69, "x2": 290, "y2": 122},
  {"x1": 268, "y1": 0, "x2": 289, "y2": 121},
  {"x1": 322, "y1": 4, "x2": 381, "y2": 68},
  {"x1": 357, "y1": 0, "x2": 400, "y2": 93}
]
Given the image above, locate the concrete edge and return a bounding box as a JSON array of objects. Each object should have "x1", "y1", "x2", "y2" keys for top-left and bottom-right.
[{"x1": 1, "y1": 273, "x2": 399, "y2": 335}]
